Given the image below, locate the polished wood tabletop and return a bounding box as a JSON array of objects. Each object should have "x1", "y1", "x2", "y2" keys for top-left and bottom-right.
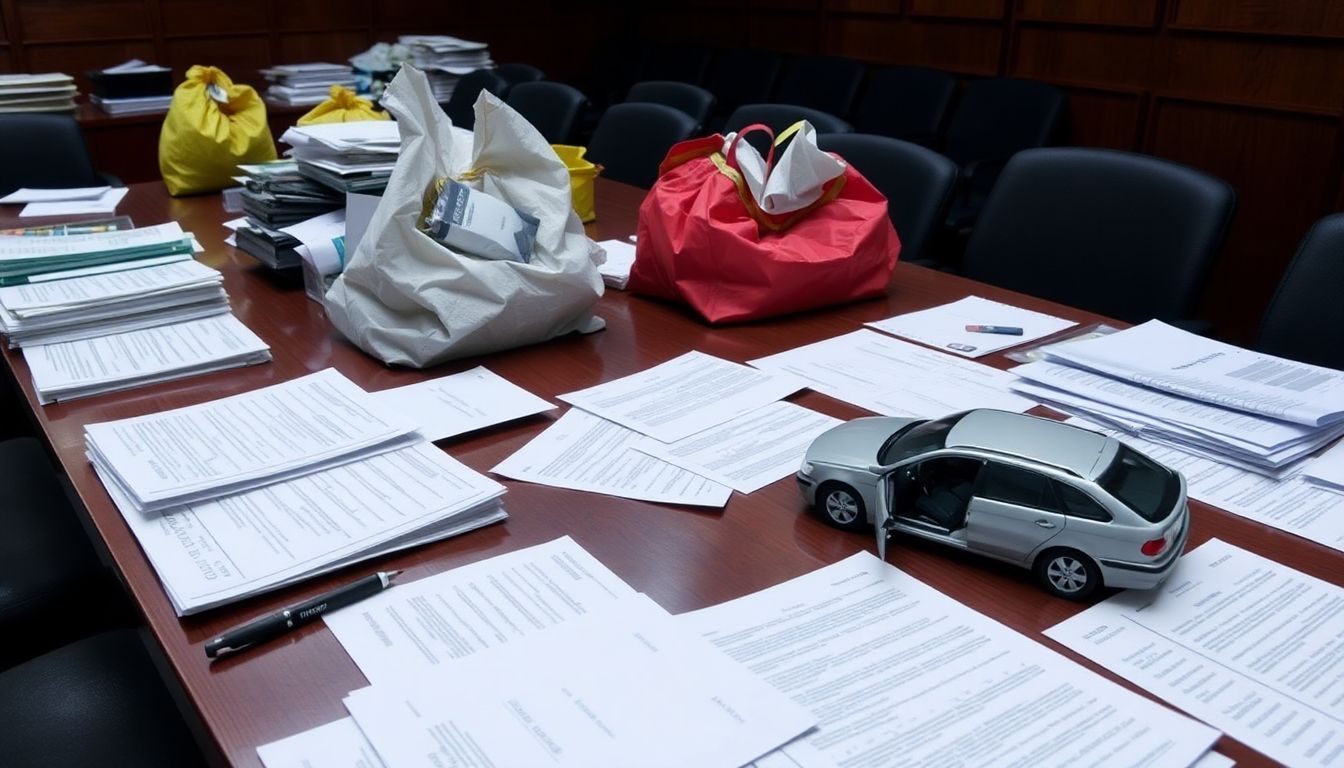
[{"x1": 2, "y1": 180, "x2": 1339, "y2": 767}]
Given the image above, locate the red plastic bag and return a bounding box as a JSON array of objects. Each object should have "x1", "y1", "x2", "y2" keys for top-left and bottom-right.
[{"x1": 628, "y1": 124, "x2": 900, "y2": 324}]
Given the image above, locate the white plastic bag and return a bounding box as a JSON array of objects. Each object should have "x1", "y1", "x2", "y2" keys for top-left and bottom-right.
[
  {"x1": 726, "y1": 121, "x2": 846, "y2": 215},
  {"x1": 324, "y1": 64, "x2": 605, "y2": 367}
]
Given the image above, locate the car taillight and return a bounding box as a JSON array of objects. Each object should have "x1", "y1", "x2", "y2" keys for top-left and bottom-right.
[{"x1": 1141, "y1": 537, "x2": 1167, "y2": 557}]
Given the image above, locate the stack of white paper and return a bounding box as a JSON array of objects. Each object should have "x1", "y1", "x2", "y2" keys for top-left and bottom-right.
[
  {"x1": 1012, "y1": 320, "x2": 1344, "y2": 475},
  {"x1": 0, "y1": 221, "x2": 197, "y2": 285},
  {"x1": 398, "y1": 36, "x2": 494, "y2": 99},
  {"x1": 0, "y1": 73, "x2": 77, "y2": 114},
  {"x1": 102, "y1": 442, "x2": 506, "y2": 615},
  {"x1": 262, "y1": 63, "x2": 357, "y2": 105},
  {"x1": 594, "y1": 238, "x2": 636, "y2": 289},
  {"x1": 83, "y1": 368, "x2": 417, "y2": 512},
  {"x1": 280, "y1": 122, "x2": 404, "y2": 193},
  {"x1": 0, "y1": 260, "x2": 229, "y2": 347},
  {"x1": 25, "y1": 313, "x2": 271, "y2": 403}
]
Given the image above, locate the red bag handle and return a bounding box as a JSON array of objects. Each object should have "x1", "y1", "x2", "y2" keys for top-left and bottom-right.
[{"x1": 725, "y1": 123, "x2": 777, "y2": 175}]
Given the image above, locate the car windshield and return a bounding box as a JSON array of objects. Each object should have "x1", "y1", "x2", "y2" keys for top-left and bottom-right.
[
  {"x1": 877, "y1": 413, "x2": 963, "y2": 464},
  {"x1": 1098, "y1": 446, "x2": 1179, "y2": 522}
]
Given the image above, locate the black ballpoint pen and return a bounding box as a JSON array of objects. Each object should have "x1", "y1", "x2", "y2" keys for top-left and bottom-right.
[{"x1": 205, "y1": 570, "x2": 402, "y2": 659}]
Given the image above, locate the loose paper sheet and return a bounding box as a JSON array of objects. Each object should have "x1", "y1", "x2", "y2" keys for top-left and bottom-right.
[
  {"x1": 680, "y1": 551, "x2": 1220, "y2": 768},
  {"x1": 866, "y1": 295, "x2": 1076, "y2": 358},
  {"x1": 750, "y1": 329, "x2": 1036, "y2": 418},
  {"x1": 558, "y1": 350, "x2": 805, "y2": 443},
  {"x1": 367, "y1": 366, "x2": 553, "y2": 443},
  {"x1": 1046, "y1": 539, "x2": 1344, "y2": 768},
  {"x1": 491, "y1": 408, "x2": 732, "y2": 507},
  {"x1": 19, "y1": 187, "x2": 128, "y2": 217},
  {"x1": 324, "y1": 536, "x2": 637, "y2": 686},
  {"x1": 634, "y1": 401, "x2": 841, "y2": 494}
]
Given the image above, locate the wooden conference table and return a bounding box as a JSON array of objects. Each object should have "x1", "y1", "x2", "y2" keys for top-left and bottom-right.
[{"x1": 3, "y1": 180, "x2": 1339, "y2": 767}]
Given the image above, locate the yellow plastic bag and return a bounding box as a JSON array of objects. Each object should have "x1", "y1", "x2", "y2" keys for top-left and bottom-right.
[
  {"x1": 297, "y1": 85, "x2": 389, "y2": 126},
  {"x1": 158, "y1": 65, "x2": 277, "y2": 196},
  {"x1": 552, "y1": 144, "x2": 599, "y2": 223}
]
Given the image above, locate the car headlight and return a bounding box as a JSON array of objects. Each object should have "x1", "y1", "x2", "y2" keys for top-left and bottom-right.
[{"x1": 800, "y1": 460, "x2": 814, "y2": 475}]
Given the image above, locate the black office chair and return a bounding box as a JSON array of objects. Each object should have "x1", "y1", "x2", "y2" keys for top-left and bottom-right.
[
  {"x1": 638, "y1": 43, "x2": 713, "y2": 85},
  {"x1": 625, "y1": 81, "x2": 715, "y2": 131},
  {"x1": 771, "y1": 55, "x2": 867, "y2": 119},
  {"x1": 505, "y1": 81, "x2": 589, "y2": 144},
  {"x1": 724, "y1": 103, "x2": 853, "y2": 136},
  {"x1": 588, "y1": 103, "x2": 699, "y2": 189},
  {"x1": 0, "y1": 437, "x2": 127, "y2": 670},
  {"x1": 0, "y1": 629, "x2": 208, "y2": 767},
  {"x1": 852, "y1": 66, "x2": 957, "y2": 148},
  {"x1": 494, "y1": 62, "x2": 545, "y2": 87},
  {"x1": 702, "y1": 48, "x2": 783, "y2": 132},
  {"x1": 1257, "y1": 213, "x2": 1344, "y2": 369},
  {"x1": 942, "y1": 78, "x2": 1066, "y2": 229},
  {"x1": 0, "y1": 115, "x2": 120, "y2": 197},
  {"x1": 962, "y1": 148, "x2": 1235, "y2": 325},
  {"x1": 443, "y1": 69, "x2": 511, "y2": 131},
  {"x1": 817, "y1": 134, "x2": 958, "y2": 264}
]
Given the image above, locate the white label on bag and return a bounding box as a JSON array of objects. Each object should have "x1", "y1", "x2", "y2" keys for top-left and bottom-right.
[{"x1": 206, "y1": 83, "x2": 229, "y2": 104}]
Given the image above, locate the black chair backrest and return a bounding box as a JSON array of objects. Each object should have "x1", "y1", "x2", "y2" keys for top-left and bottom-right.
[
  {"x1": 771, "y1": 55, "x2": 867, "y2": 118},
  {"x1": 1257, "y1": 213, "x2": 1344, "y2": 369},
  {"x1": 505, "y1": 82, "x2": 589, "y2": 144},
  {"x1": 962, "y1": 148, "x2": 1235, "y2": 325},
  {"x1": 943, "y1": 78, "x2": 1065, "y2": 167},
  {"x1": 703, "y1": 48, "x2": 782, "y2": 116},
  {"x1": 626, "y1": 81, "x2": 716, "y2": 129},
  {"x1": 817, "y1": 134, "x2": 958, "y2": 262},
  {"x1": 494, "y1": 63, "x2": 545, "y2": 87},
  {"x1": 0, "y1": 115, "x2": 103, "y2": 197},
  {"x1": 852, "y1": 66, "x2": 957, "y2": 148},
  {"x1": 639, "y1": 44, "x2": 713, "y2": 85},
  {"x1": 588, "y1": 103, "x2": 699, "y2": 188},
  {"x1": 724, "y1": 103, "x2": 853, "y2": 136},
  {"x1": 443, "y1": 69, "x2": 511, "y2": 131}
]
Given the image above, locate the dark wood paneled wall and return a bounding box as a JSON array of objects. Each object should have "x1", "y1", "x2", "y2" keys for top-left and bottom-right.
[
  {"x1": 633, "y1": 0, "x2": 1344, "y2": 341},
  {"x1": 1, "y1": 0, "x2": 1338, "y2": 340}
]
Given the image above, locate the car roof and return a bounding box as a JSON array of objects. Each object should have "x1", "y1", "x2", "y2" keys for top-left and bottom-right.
[{"x1": 944, "y1": 410, "x2": 1115, "y2": 479}]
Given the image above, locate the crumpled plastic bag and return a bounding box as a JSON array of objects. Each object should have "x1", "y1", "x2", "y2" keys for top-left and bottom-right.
[
  {"x1": 324, "y1": 64, "x2": 605, "y2": 368},
  {"x1": 297, "y1": 85, "x2": 389, "y2": 126},
  {"x1": 728, "y1": 121, "x2": 846, "y2": 215}
]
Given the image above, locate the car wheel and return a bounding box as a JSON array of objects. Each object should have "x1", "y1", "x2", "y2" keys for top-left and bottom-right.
[
  {"x1": 817, "y1": 482, "x2": 866, "y2": 532},
  {"x1": 1034, "y1": 549, "x2": 1101, "y2": 600}
]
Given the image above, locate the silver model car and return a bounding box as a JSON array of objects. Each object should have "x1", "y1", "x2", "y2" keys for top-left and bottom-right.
[{"x1": 796, "y1": 409, "x2": 1189, "y2": 599}]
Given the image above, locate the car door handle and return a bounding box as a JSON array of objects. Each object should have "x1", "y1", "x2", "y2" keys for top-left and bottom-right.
[{"x1": 1034, "y1": 520, "x2": 1056, "y2": 529}]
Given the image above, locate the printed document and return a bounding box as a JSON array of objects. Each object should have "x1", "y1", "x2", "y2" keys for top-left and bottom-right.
[
  {"x1": 324, "y1": 536, "x2": 637, "y2": 685},
  {"x1": 491, "y1": 408, "x2": 733, "y2": 506},
  {"x1": 1044, "y1": 320, "x2": 1344, "y2": 426},
  {"x1": 558, "y1": 350, "x2": 805, "y2": 442},
  {"x1": 634, "y1": 401, "x2": 841, "y2": 493},
  {"x1": 0, "y1": 221, "x2": 185, "y2": 261},
  {"x1": 750, "y1": 329, "x2": 1035, "y2": 418},
  {"x1": 84, "y1": 367, "x2": 415, "y2": 512},
  {"x1": 1303, "y1": 438, "x2": 1344, "y2": 492},
  {"x1": 1046, "y1": 539, "x2": 1344, "y2": 768},
  {"x1": 1068, "y1": 417, "x2": 1344, "y2": 553},
  {"x1": 257, "y1": 717, "x2": 383, "y2": 768},
  {"x1": 25, "y1": 313, "x2": 269, "y2": 403},
  {"x1": 680, "y1": 551, "x2": 1220, "y2": 768},
  {"x1": 343, "y1": 596, "x2": 815, "y2": 768},
  {"x1": 102, "y1": 442, "x2": 506, "y2": 615},
  {"x1": 367, "y1": 366, "x2": 553, "y2": 442},
  {"x1": 0, "y1": 259, "x2": 221, "y2": 315},
  {"x1": 866, "y1": 295, "x2": 1076, "y2": 358}
]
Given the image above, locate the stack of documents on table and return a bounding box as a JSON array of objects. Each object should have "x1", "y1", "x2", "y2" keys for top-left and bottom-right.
[
  {"x1": 0, "y1": 259, "x2": 229, "y2": 347},
  {"x1": 83, "y1": 368, "x2": 506, "y2": 614},
  {"x1": 0, "y1": 221, "x2": 196, "y2": 286},
  {"x1": 88, "y1": 60, "x2": 173, "y2": 115},
  {"x1": 399, "y1": 36, "x2": 493, "y2": 100},
  {"x1": 595, "y1": 238, "x2": 636, "y2": 289},
  {"x1": 280, "y1": 122, "x2": 402, "y2": 194},
  {"x1": 262, "y1": 63, "x2": 356, "y2": 105},
  {"x1": 1010, "y1": 320, "x2": 1344, "y2": 476},
  {"x1": 493, "y1": 351, "x2": 839, "y2": 505},
  {"x1": 25, "y1": 313, "x2": 270, "y2": 403},
  {"x1": 0, "y1": 73, "x2": 77, "y2": 114},
  {"x1": 236, "y1": 160, "x2": 343, "y2": 228}
]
